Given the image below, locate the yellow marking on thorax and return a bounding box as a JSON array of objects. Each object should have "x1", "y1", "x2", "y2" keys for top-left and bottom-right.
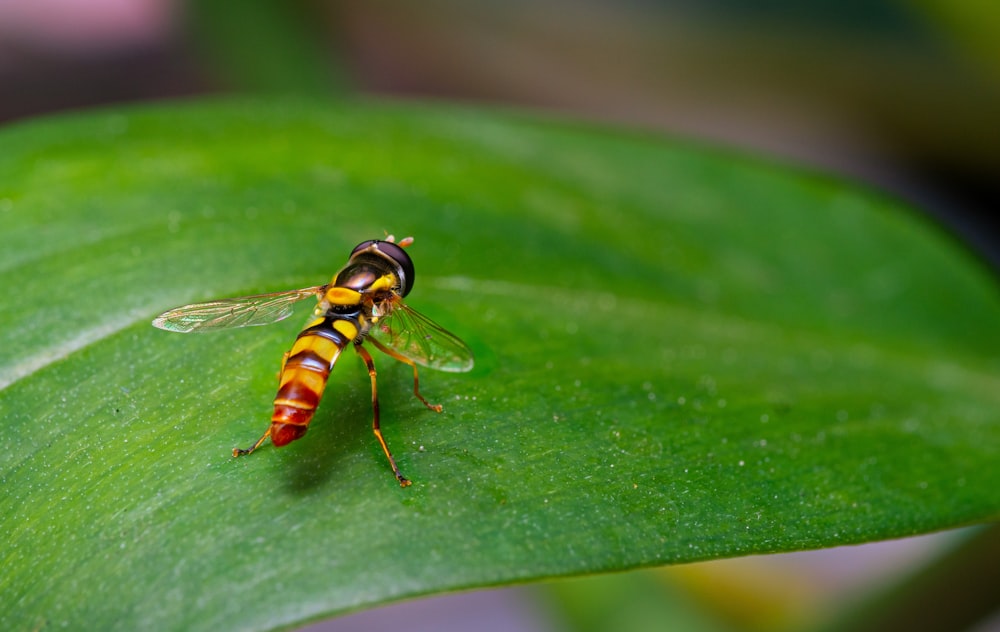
[
  {"x1": 325, "y1": 287, "x2": 362, "y2": 306},
  {"x1": 369, "y1": 275, "x2": 394, "y2": 293},
  {"x1": 333, "y1": 319, "x2": 359, "y2": 340}
]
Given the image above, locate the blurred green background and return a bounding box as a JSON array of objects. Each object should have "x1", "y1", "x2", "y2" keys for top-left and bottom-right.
[{"x1": 2, "y1": 1, "x2": 998, "y2": 630}]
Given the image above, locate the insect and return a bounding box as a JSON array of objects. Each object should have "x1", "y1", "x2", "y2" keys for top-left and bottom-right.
[{"x1": 152, "y1": 236, "x2": 474, "y2": 486}]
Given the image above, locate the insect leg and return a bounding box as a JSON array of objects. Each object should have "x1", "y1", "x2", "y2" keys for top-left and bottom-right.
[
  {"x1": 367, "y1": 337, "x2": 443, "y2": 412},
  {"x1": 233, "y1": 428, "x2": 271, "y2": 457},
  {"x1": 234, "y1": 348, "x2": 293, "y2": 457},
  {"x1": 277, "y1": 351, "x2": 290, "y2": 384},
  {"x1": 355, "y1": 342, "x2": 412, "y2": 487}
]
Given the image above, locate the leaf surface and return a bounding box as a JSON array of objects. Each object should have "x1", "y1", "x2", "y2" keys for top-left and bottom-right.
[{"x1": 2, "y1": 99, "x2": 998, "y2": 631}]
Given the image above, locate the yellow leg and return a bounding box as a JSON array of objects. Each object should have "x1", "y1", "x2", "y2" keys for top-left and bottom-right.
[
  {"x1": 366, "y1": 337, "x2": 443, "y2": 412},
  {"x1": 233, "y1": 428, "x2": 271, "y2": 457},
  {"x1": 356, "y1": 343, "x2": 411, "y2": 487},
  {"x1": 275, "y1": 351, "x2": 291, "y2": 384},
  {"x1": 236, "y1": 351, "x2": 289, "y2": 458}
]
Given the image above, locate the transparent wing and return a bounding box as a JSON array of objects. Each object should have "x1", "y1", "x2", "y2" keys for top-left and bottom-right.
[
  {"x1": 369, "y1": 300, "x2": 475, "y2": 372},
  {"x1": 152, "y1": 285, "x2": 326, "y2": 333}
]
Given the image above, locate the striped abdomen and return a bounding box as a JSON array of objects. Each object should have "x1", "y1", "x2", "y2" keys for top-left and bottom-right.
[{"x1": 269, "y1": 317, "x2": 354, "y2": 447}]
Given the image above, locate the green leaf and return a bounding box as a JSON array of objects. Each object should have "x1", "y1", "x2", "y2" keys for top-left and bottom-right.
[
  {"x1": 185, "y1": 1, "x2": 348, "y2": 96},
  {"x1": 1, "y1": 99, "x2": 998, "y2": 631}
]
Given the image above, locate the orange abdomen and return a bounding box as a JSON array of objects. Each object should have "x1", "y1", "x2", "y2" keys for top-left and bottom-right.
[{"x1": 269, "y1": 320, "x2": 350, "y2": 446}]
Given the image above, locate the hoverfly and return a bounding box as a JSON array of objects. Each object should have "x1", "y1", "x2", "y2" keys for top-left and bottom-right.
[{"x1": 152, "y1": 236, "x2": 474, "y2": 486}]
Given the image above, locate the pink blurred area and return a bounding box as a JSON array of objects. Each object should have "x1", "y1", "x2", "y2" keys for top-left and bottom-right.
[
  {"x1": 0, "y1": 0, "x2": 196, "y2": 120},
  {"x1": 0, "y1": 0, "x2": 175, "y2": 54}
]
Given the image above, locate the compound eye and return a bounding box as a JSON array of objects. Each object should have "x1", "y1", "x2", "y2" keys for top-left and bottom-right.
[
  {"x1": 374, "y1": 241, "x2": 415, "y2": 296},
  {"x1": 373, "y1": 241, "x2": 407, "y2": 267},
  {"x1": 348, "y1": 239, "x2": 416, "y2": 297},
  {"x1": 350, "y1": 240, "x2": 378, "y2": 257}
]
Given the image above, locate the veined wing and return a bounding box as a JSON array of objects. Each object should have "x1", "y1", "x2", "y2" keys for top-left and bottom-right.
[
  {"x1": 369, "y1": 300, "x2": 474, "y2": 372},
  {"x1": 152, "y1": 285, "x2": 326, "y2": 333}
]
